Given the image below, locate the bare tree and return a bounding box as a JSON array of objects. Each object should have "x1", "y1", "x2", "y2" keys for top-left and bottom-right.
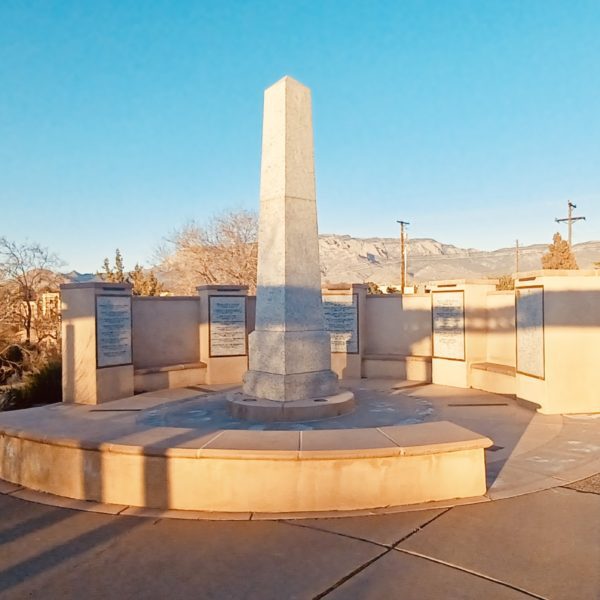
[
  {"x1": 31, "y1": 293, "x2": 61, "y2": 346},
  {"x1": 158, "y1": 210, "x2": 258, "y2": 294},
  {"x1": 0, "y1": 238, "x2": 64, "y2": 344}
]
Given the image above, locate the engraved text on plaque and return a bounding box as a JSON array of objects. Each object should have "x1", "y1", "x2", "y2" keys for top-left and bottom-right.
[
  {"x1": 516, "y1": 287, "x2": 544, "y2": 378},
  {"x1": 96, "y1": 296, "x2": 132, "y2": 368},
  {"x1": 209, "y1": 296, "x2": 247, "y2": 357},
  {"x1": 432, "y1": 291, "x2": 465, "y2": 360},
  {"x1": 323, "y1": 294, "x2": 358, "y2": 354}
]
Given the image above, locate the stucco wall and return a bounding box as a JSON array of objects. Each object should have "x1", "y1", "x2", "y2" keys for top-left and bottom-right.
[
  {"x1": 364, "y1": 294, "x2": 432, "y2": 357},
  {"x1": 132, "y1": 297, "x2": 201, "y2": 369},
  {"x1": 485, "y1": 291, "x2": 515, "y2": 367},
  {"x1": 130, "y1": 293, "x2": 436, "y2": 367},
  {"x1": 62, "y1": 275, "x2": 600, "y2": 413}
]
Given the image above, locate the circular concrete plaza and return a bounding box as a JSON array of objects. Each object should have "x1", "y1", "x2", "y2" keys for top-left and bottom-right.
[
  {"x1": 1, "y1": 380, "x2": 599, "y2": 600},
  {"x1": 0, "y1": 379, "x2": 598, "y2": 518}
]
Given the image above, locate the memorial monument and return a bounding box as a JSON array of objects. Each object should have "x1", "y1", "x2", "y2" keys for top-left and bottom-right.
[
  {"x1": 15, "y1": 76, "x2": 594, "y2": 516},
  {"x1": 229, "y1": 76, "x2": 355, "y2": 420}
]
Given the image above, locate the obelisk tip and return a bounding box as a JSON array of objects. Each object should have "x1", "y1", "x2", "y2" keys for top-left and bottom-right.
[{"x1": 267, "y1": 75, "x2": 309, "y2": 93}]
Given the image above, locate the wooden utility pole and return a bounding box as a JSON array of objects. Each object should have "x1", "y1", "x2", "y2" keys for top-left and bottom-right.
[
  {"x1": 556, "y1": 200, "x2": 586, "y2": 247},
  {"x1": 396, "y1": 220, "x2": 410, "y2": 293},
  {"x1": 515, "y1": 239, "x2": 520, "y2": 273}
]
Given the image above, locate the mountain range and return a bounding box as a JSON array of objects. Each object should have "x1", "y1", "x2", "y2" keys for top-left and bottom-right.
[
  {"x1": 319, "y1": 235, "x2": 600, "y2": 284},
  {"x1": 64, "y1": 236, "x2": 600, "y2": 287}
]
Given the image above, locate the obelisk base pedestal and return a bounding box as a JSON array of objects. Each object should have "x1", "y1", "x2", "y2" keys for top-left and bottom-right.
[
  {"x1": 243, "y1": 368, "x2": 339, "y2": 402},
  {"x1": 227, "y1": 389, "x2": 355, "y2": 422}
]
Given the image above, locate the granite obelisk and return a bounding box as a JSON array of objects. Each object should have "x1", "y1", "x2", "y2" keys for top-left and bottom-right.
[{"x1": 243, "y1": 76, "x2": 339, "y2": 402}]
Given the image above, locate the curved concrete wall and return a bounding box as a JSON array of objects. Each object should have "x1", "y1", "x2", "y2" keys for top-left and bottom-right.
[{"x1": 62, "y1": 274, "x2": 600, "y2": 414}]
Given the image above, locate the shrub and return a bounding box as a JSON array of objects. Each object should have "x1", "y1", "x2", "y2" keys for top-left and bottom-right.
[
  {"x1": 0, "y1": 344, "x2": 26, "y2": 385},
  {"x1": 0, "y1": 359, "x2": 61, "y2": 411},
  {"x1": 24, "y1": 359, "x2": 62, "y2": 405},
  {"x1": 0, "y1": 385, "x2": 25, "y2": 411},
  {"x1": 497, "y1": 275, "x2": 515, "y2": 291},
  {"x1": 367, "y1": 281, "x2": 383, "y2": 295}
]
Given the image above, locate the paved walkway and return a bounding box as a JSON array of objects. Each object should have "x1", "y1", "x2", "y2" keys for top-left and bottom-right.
[
  {"x1": 0, "y1": 474, "x2": 598, "y2": 599},
  {"x1": 1, "y1": 382, "x2": 599, "y2": 597}
]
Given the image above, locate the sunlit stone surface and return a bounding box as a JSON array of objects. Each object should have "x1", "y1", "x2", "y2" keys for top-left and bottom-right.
[{"x1": 243, "y1": 76, "x2": 338, "y2": 402}]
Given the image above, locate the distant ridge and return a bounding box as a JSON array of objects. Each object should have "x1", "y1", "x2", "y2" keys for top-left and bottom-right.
[
  {"x1": 63, "y1": 271, "x2": 102, "y2": 284},
  {"x1": 318, "y1": 235, "x2": 600, "y2": 284},
  {"x1": 63, "y1": 238, "x2": 600, "y2": 286}
]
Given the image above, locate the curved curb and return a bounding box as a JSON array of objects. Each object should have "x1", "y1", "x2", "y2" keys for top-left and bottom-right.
[{"x1": 0, "y1": 421, "x2": 491, "y2": 515}]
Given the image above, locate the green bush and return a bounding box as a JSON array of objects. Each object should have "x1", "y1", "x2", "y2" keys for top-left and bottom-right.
[{"x1": 0, "y1": 360, "x2": 62, "y2": 411}]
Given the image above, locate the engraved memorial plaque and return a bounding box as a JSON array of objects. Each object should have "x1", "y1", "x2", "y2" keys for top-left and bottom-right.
[
  {"x1": 432, "y1": 291, "x2": 465, "y2": 360},
  {"x1": 516, "y1": 287, "x2": 544, "y2": 378},
  {"x1": 209, "y1": 296, "x2": 247, "y2": 357},
  {"x1": 96, "y1": 295, "x2": 132, "y2": 368},
  {"x1": 323, "y1": 294, "x2": 358, "y2": 354}
]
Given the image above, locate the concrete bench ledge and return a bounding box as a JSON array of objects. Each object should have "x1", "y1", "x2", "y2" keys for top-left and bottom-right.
[
  {"x1": 134, "y1": 362, "x2": 207, "y2": 375},
  {"x1": 362, "y1": 355, "x2": 432, "y2": 382},
  {"x1": 363, "y1": 354, "x2": 431, "y2": 362},
  {"x1": 134, "y1": 362, "x2": 208, "y2": 393},
  {"x1": 0, "y1": 421, "x2": 491, "y2": 460},
  {"x1": 471, "y1": 362, "x2": 516, "y2": 377},
  {"x1": 470, "y1": 362, "x2": 516, "y2": 396}
]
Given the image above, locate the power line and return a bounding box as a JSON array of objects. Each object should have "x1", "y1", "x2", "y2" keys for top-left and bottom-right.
[
  {"x1": 555, "y1": 200, "x2": 586, "y2": 247},
  {"x1": 396, "y1": 220, "x2": 410, "y2": 292}
]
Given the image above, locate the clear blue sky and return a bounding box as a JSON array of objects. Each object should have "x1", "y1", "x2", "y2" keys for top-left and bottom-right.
[{"x1": 1, "y1": 0, "x2": 599, "y2": 272}]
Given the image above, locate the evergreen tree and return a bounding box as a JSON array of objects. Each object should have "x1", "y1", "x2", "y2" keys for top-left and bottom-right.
[
  {"x1": 541, "y1": 233, "x2": 579, "y2": 270},
  {"x1": 99, "y1": 250, "x2": 163, "y2": 296},
  {"x1": 100, "y1": 249, "x2": 127, "y2": 283},
  {"x1": 129, "y1": 264, "x2": 163, "y2": 296}
]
